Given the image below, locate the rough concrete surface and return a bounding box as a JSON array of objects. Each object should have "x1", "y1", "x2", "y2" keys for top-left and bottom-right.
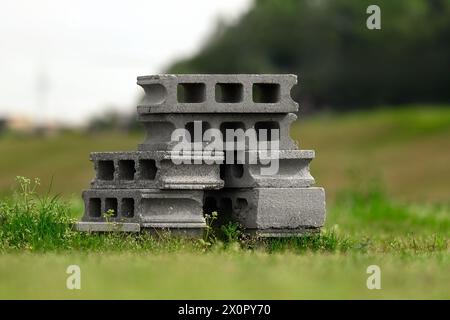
[
  {"x1": 204, "y1": 187, "x2": 326, "y2": 232},
  {"x1": 137, "y1": 74, "x2": 298, "y2": 113},
  {"x1": 78, "y1": 74, "x2": 326, "y2": 236},
  {"x1": 90, "y1": 151, "x2": 224, "y2": 190}
]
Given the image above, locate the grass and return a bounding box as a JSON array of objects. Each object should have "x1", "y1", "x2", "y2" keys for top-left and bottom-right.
[
  {"x1": 0, "y1": 105, "x2": 449, "y2": 299},
  {"x1": 1, "y1": 253, "x2": 448, "y2": 299},
  {"x1": 0, "y1": 174, "x2": 448, "y2": 299}
]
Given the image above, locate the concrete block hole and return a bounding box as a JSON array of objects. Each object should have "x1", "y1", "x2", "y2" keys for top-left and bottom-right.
[
  {"x1": 204, "y1": 197, "x2": 218, "y2": 215},
  {"x1": 219, "y1": 198, "x2": 233, "y2": 216},
  {"x1": 253, "y1": 83, "x2": 280, "y2": 103},
  {"x1": 105, "y1": 198, "x2": 118, "y2": 217},
  {"x1": 177, "y1": 83, "x2": 206, "y2": 103},
  {"x1": 231, "y1": 164, "x2": 244, "y2": 178},
  {"x1": 203, "y1": 196, "x2": 248, "y2": 226},
  {"x1": 185, "y1": 121, "x2": 211, "y2": 143},
  {"x1": 118, "y1": 160, "x2": 135, "y2": 180},
  {"x1": 215, "y1": 83, "x2": 243, "y2": 103},
  {"x1": 220, "y1": 122, "x2": 246, "y2": 142},
  {"x1": 236, "y1": 198, "x2": 248, "y2": 210},
  {"x1": 88, "y1": 198, "x2": 101, "y2": 217},
  {"x1": 139, "y1": 159, "x2": 157, "y2": 180},
  {"x1": 203, "y1": 196, "x2": 233, "y2": 216},
  {"x1": 97, "y1": 160, "x2": 114, "y2": 180},
  {"x1": 255, "y1": 121, "x2": 280, "y2": 141},
  {"x1": 121, "y1": 198, "x2": 134, "y2": 218}
]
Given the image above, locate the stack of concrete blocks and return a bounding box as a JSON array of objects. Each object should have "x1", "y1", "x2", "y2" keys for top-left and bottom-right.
[{"x1": 76, "y1": 74, "x2": 326, "y2": 237}]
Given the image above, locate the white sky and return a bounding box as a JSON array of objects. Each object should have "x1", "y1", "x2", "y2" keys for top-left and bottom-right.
[{"x1": 0, "y1": 0, "x2": 252, "y2": 126}]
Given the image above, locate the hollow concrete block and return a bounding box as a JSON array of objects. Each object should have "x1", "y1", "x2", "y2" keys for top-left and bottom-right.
[
  {"x1": 204, "y1": 187, "x2": 326, "y2": 236},
  {"x1": 137, "y1": 112, "x2": 299, "y2": 151},
  {"x1": 90, "y1": 150, "x2": 224, "y2": 190},
  {"x1": 137, "y1": 74, "x2": 298, "y2": 113},
  {"x1": 81, "y1": 189, "x2": 206, "y2": 233}
]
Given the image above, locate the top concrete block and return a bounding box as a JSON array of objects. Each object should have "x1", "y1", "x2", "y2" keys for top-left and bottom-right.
[{"x1": 137, "y1": 74, "x2": 299, "y2": 114}]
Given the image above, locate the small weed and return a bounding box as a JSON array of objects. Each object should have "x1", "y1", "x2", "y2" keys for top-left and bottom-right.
[
  {"x1": 102, "y1": 209, "x2": 116, "y2": 223},
  {"x1": 199, "y1": 211, "x2": 218, "y2": 248},
  {"x1": 221, "y1": 221, "x2": 242, "y2": 243}
]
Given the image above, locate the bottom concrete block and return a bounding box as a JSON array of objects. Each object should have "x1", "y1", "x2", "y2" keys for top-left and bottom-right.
[
  {"x1": 204, "y1": 187, "x2": 326, "y2": 232},
  {"x1": 79, "y1": 188, "x2": 206, "y2": 232}
]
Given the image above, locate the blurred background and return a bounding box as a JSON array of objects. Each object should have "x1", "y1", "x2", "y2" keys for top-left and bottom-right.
[{"x1": 1, "y1": 0, "x2": 449, "y2": 203}]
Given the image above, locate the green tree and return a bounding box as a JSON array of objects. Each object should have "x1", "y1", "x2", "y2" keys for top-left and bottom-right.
[{"x1": 168, "y1": 0, "x2": 450, "y2": 111}]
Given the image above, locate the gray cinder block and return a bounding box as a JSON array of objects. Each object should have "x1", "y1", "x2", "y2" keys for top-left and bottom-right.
[
  {"x1": 90, "y1": 151, "x2": 224, "y2": 190},
  {"x1": 137, "y1": 74, "x2": 298, "y2": 114},
  {"x1": 81, "y1": 189, "x2": 205, "y2": 231},
  {"x1": 204, "y1": 187, "x2": 326, "y2": 235},
  {"x1": 137, "y1": 112, "x2": 299, "y2": 151},
  {"x1": 222, "y1": 150, "x2": 316, "y2": 188}
]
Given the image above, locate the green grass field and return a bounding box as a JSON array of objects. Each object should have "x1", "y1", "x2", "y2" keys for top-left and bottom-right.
[{"x1": 0, "y1": 106, "x2": 449, "y2": 299}]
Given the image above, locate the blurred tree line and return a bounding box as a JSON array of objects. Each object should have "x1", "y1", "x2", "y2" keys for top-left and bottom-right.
[{"x1": 168, "y1": 0, "x2": 450, "y2": 112}]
